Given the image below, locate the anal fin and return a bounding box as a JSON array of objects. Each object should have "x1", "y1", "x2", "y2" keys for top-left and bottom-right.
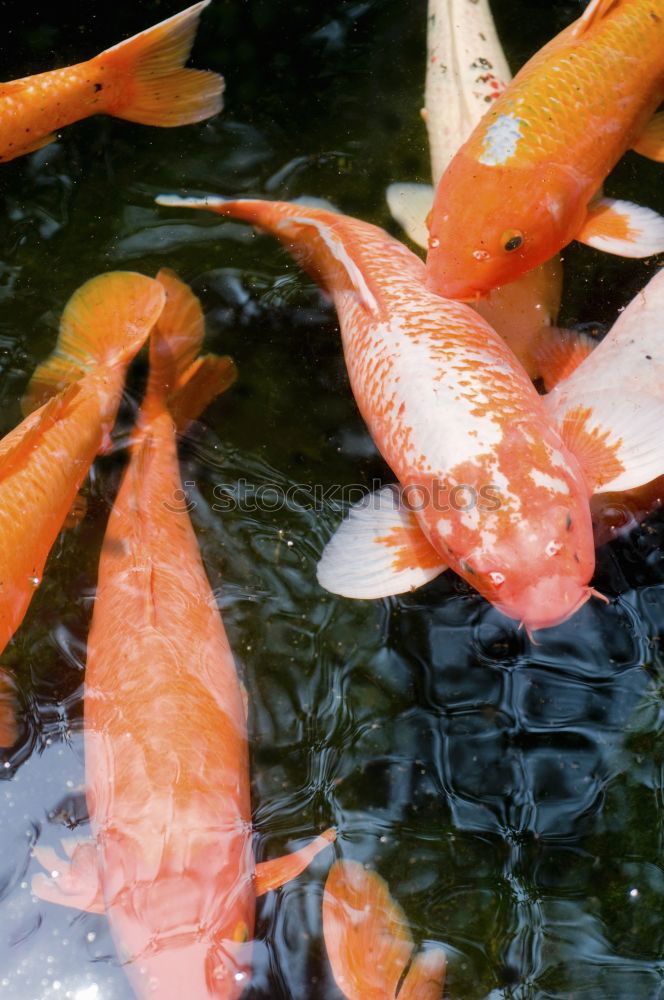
[
  {"x1": 255, "y1": 828, "x2": 336, "y2": 895},
  {"x1": 32, "y1": 838, "x2": 104, "y2": 914}
]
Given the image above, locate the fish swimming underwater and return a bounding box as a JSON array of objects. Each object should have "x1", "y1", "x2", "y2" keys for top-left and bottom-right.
[
  {"x1": 426, "y1": 0, "x2": 664, "y2": 300},
  {"x1": 156, "y1": 196, "x2": 606, "y2": 630},
  {"x1": 387, "y1": 0, "x2": 568, "y2": 381},
  {"x1": 32, "y1": 270, "x2": 335, "y2": 999},
  {"x1": 0, "y1": 271, "x2": 165, "y2": 657},
  {"x1": 0, "y1": 1, "x2": 223, "y2": 163},
  {"x1": 323, "y1": 860, "x2": 447, "y2": 1000}
]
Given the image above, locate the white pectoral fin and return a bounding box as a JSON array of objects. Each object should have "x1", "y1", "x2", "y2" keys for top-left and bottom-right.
[
  {"x1": 546, "y1": 391, "x2": 664, "y2": 495},
  {"x1": 32, "y1": 838, "x2": 104, "y2": 914},
  {"x1": 385, "y1": 183, "x2": 433, "y2": 250},
  {"x1": 317, "y1": 485, "x2": 447, "y2": 599},
  {"x1": 575, "y1": 198, "x2": 664, "y2": 257}
]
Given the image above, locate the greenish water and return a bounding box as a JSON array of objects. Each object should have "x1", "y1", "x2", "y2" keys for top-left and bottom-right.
[{"x1": 1, "y1": 0, "x2": 664, "y2": 997}]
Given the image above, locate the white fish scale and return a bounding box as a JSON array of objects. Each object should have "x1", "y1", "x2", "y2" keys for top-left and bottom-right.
[{"x1": 335, "y1": 288, "x2": 538, "y2": 483}]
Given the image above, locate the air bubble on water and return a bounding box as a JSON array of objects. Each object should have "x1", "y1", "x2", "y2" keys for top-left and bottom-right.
[
  {"x1": 489, "y1": 571, "x2": 505, "y2": 586},
  {"x1": 629, "y1": 887, "x2": 639, "y2": 898},
  {"x1": 473, "y1": 249, "x2": 490, "y2": 260},
  {"x1": 429, "y1": 237, "x2": 440, "y2": 249},
  {"x1": 29, "y1": 575, "x2": 40, "y2": 588}
]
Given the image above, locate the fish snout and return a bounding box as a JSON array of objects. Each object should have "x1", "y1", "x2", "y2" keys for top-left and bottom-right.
[{"x1": 497, "y1": 575, "x2": 593, "y2": 632}]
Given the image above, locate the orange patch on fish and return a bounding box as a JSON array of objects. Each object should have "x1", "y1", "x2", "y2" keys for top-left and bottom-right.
[{"x1": 376, "y1": 522, "x2": 444, "y2": 573}]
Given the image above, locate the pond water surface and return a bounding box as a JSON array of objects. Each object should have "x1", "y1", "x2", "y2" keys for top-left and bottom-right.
[{"x1": 1, "y1": 0, "x2": 664, "y2": 997}]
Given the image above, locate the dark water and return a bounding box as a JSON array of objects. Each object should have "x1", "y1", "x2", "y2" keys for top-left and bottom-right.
[{"x1": 1, "y1": 0, "x2": 664, "y2": 997}]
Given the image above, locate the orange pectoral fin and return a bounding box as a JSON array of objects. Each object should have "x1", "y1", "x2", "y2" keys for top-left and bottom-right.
[
  {"x1": 32, "y1": 838, "x2": 104, "y2": 914},
  {"x1": 255, "y1": 828, "x2": 336, "y2": 895},
  {"x1": 633, "y1": 112, "x2": 664, "y2": 164},
  {"x1": 572, "y1": 0, "x2": 622, "y2": 37},
  {"x1": 535, "y1": 327, "x2": 597, "y2": 391}
]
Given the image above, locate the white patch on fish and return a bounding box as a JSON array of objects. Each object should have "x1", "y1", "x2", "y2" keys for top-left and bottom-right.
[{"x1": 478, "y1": 113, "x2": 524, "y2": 166}]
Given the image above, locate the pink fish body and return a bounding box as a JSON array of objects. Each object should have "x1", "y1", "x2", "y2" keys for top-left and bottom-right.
[{"x1": 32, "y1": 270, "x2": 334, "y2": 997}]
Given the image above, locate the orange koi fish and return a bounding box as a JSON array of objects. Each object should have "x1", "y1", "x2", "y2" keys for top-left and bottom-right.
[
  {"x1": 0, "y1": 272, "x2": 165, "y2": 657},
  {"x1": 426, "y1": 0, "x2": 664, "y2": 300},
  {"x1": 323, "y1": 860, "x2": 447, "y2": 1000},
  {"x1": 156, "y1": 196, "x2": 610, "y2": 630},
  {"x1": 0, "y1": 1, "x2": 223, "y2": 163},
  {"x1": 32, "y1": 270, "x2": 334, "y2": 998},
  {"x1": 387, "y1": 0, "x2": 569, "y2": 380}
]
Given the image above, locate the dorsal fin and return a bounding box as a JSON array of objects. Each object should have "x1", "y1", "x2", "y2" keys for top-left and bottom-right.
[{"x1": 572, "y1": 0, "x2": 623, "y2": 38}]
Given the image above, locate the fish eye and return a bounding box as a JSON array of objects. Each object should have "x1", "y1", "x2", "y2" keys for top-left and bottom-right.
[{"x1": 501, "y1": 229, "x2": 523, "y2": 252}]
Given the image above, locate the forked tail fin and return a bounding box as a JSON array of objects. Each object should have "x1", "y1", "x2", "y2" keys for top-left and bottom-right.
[
  {"x1": 22, "y1": 272, "x2": 165, "y2": 415},
  {"x1": 98, "y1": 1, "x2": 223, "y2": 128},
  {"x1": 322, "y1": 859, "x2": 446, "y2": 999},
  {"x1": 143, "y1": 268, "x2": 236, "y2": 429}
]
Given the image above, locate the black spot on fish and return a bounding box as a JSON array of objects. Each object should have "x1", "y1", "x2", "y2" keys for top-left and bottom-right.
[
  {"x1": 651, "y1": 10, "x2": 661, "y2": 23},
  {"x1": 94, "y1": 83, "x2": 103, "y2": 92},
  {"x1": 566, "y1": 514, "x2": 573, "y2": 531},
  {"x1": 646, "y1": 354, "x2": 653, "y2": 360}
]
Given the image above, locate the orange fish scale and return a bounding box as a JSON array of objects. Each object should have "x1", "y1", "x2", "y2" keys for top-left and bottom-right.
[{"x1": 469, "y1": 0, "x2": 664, "y2": 171}]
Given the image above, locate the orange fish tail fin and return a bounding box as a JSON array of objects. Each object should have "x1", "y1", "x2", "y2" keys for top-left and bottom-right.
[
  {"x1": 22, "y1": 272, "x2": 165, "y2": 416},
  {"x1": 100, "y1": 1, "x2": 223, "y2": 127},
  {"x1": 322, "y1": 860, "x2": 416, "y2": 999},
  {"x1": 398, "y1": 949, "x2": 447, "y2": 1000},
  {"x1": 145, "y1": 268, "x2": 236, "y2": 429}
]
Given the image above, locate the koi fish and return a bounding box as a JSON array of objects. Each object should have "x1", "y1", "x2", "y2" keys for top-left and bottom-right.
[
  {"x1": 386, "y1": 0, "x2": 574, "y2": 382},
  {"x1": 0, "y1": 271, "x2": 165, "y2": 658},
  {"x1": 426, "y1": 0, "x2": 664, "y2": 300},
  {"x1": 323, "y1": 860, "x2": 447, "y2": 1000},
  {"x1": 155, "y1": 196, "x2": 608, "y2": 630},
  {"x1": 32, "y1": 270, "x2": 335, "y2": 998},
  {"x1": 0, "y1": 1, "x2": 223, "y2": 163}
]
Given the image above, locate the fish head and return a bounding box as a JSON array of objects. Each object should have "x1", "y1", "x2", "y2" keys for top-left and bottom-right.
[
  {"x1": 485, "y1": 497, "x2": 597, "y2": 630},
  {"x1": 426, "y1": 151, "x2": 584, "y2": 299}
]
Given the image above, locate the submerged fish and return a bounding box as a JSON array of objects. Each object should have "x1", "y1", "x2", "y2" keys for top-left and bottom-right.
[
  {"x1": 323, "y1": 860, "x2": 447, "y2": 1000},
  {"x1": 0, "y1": 271, "x2": 165, "y2": 657},
  {"x1": 32, "y1": 270, "x2": 335, "y2": 999},
  {"x1": 426, "y1": 0, "x2": 664, "y2": 299},
  {"x1": 156, "y1": 196, "x2": 607, "y2": 630},
  {"x1": 0, "y1": 1, "x2": 223, "y2": 163},
  {"x1": 387, "y1": 0, "x2": 567, "y2": 380}
]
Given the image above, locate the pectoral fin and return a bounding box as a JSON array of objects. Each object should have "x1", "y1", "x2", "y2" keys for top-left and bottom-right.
[
  {"x1": 317, "y1": 485, "x2": 446, "y2": 600},
  {"x1": 32, "y1": 838, "x2": 104, "y2": 914},
  {"x1": 385, "y1": 183, "x2": 433, "y2": 250},
  {"x1": 575, "y1": 198, "x2": 664, "y2": 257},
  {"x1": 0, "y1": 383, "x2": 81, "y2": 483},
  {"x1": 633, "y1": 112, "x2": 664, "y2": 163},
  {"x1": 533, "y1": 327, "x2": 597, "y2": 391},
  {"x1": 572, "y1": 0, "x2": 621, "y2": 37},
  {"x1": 255, "y1": 828, "x2": 336, "y2": 895}
]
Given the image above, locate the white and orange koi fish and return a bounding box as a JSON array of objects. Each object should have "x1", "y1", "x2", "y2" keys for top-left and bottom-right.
[{"x1": 156, "y1": 195, "x2": 611, "y2": 630}]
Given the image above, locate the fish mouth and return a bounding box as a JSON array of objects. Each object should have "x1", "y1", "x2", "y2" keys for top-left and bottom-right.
[{"x1": 424, "y1": 268, "x2": 487, "y2": 302}]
